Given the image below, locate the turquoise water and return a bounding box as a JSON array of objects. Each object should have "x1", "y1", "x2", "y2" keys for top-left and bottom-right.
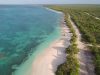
[{"x1": 0, "y1": 5, "x2": 62, "y2": 75}]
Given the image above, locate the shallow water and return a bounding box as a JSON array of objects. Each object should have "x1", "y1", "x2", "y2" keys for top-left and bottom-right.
[{"x1": 0, "y1": 5, "x2": 62, "y2": 75}]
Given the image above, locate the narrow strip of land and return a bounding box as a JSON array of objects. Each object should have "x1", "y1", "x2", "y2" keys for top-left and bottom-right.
[{"x1": 68, "y1": 14, "x2": 95, "y2": 75}]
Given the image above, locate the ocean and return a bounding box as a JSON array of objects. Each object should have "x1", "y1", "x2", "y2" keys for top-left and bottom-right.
[{"x1": 0, "y1": 5, "x2": 62, "y2": 75}]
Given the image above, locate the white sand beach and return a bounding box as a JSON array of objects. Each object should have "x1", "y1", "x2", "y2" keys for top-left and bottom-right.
[{"x1": 30, "y1": 15, "x2": 71, "y2": 75}]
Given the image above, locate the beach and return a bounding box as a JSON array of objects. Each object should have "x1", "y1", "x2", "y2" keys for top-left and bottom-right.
[
  {"x1": 31, "y1": 13, "x2": 71, "y2": 75},
  {"x1": 12, "y1": 8, "x2": 71, "y2": 75}
]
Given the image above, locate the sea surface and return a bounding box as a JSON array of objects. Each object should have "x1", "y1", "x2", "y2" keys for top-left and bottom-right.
[{"x1": 0, "y1": 5, "x2": 62, "y2": 75}]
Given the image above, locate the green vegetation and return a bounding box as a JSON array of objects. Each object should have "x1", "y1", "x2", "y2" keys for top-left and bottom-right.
[
  {"x1": 90, "y1": 46, "x2": 100, "y2": 75},
  {"x1": 55, "y1": 15, "x2": 79, "y2": 75},
  {"x1": 69, "y1": 10, "x2": 100, "y2": 44},
  {"x1": 48, "y1": 5, "x2": 100, "y2": 44},
  {"x1": 47, "y1": 6, "x2": 79, "y2": 75},
  {"x1": 56, "y1": 55, "x2": 79, "y2": 75},
  {"x1": 83, "y1": 6, "x2": 100, "y2": 18},
  {"x1": 65, "y1": 6, "x2": 100, "y2": 75},
  {"x1": 47, "y1": 5, "x2": 100, "y2": 75}
]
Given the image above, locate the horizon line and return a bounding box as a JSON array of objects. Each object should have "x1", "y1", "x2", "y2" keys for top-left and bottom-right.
[{"x1": 0, "y1": 3, "x2": 100, "y2": 5}]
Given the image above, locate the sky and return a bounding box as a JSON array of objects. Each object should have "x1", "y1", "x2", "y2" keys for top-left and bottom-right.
[{"x1": 0, "y1": 0, "x2": 100, "y2": 4}]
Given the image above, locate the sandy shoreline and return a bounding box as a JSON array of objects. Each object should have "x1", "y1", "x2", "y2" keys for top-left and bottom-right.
[
  {"x1": 31, "y1": 13, "x2": 71, "y2": 75},
  {"x1": 45, "y1": 7, "x2": 63, "y2": 14}
]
